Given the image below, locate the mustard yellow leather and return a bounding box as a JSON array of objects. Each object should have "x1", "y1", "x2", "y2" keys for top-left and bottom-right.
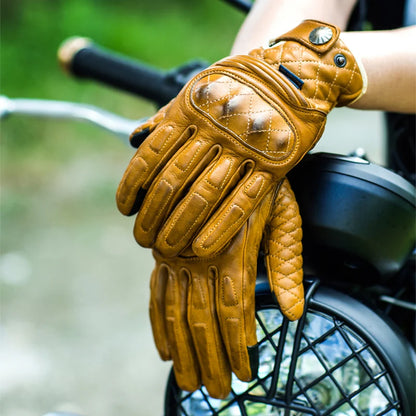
[
  {"x1": 116, "y1": 20, "x2": 365, "y2": 259},
  {"x1": 149, "y1": 178, "x2": 303, "y2": 399},
  {"x1": 264, "y1": 179, "x2": 303, "y2": 321}
]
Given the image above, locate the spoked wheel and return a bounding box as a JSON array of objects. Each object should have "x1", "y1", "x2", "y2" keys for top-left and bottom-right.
[{"x1": 165, "y1": 279, "x2": 415, "y2": 416}]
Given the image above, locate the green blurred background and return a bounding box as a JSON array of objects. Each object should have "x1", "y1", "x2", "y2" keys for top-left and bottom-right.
[
  {"x1": 0, "y1": 1, "x2": 385, "y2": 415},
  {"x1": 1, "y1": 1, "x2": 244, "y2": 415}
]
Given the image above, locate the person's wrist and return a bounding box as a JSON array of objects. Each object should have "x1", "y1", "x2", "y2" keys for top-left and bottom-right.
[
  {"x1": 249, "y1": 20, "x2": 366, "y2": 110},
  {"x1": 339, "y1": 32, "x2": 368, "y2": 104}
]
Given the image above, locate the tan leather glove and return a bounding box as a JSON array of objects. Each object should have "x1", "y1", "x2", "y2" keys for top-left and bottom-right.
[
  {"x1": 116, "y1": 20, "x2": 366, "y2": 258},
  {"x1": 149, "y1": 178, "x2": 303, "y2": 399}
]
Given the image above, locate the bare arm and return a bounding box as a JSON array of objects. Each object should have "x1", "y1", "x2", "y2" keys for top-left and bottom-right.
[
  {"x1": 231, "y1": 0, "x2": 357, "y2": 54},
  {"x1": 232, "y1": 0, "x2": 416, "y2": 113},
  {"x1": 343, "y1": 27, "x2": 416, "y2": 113}
]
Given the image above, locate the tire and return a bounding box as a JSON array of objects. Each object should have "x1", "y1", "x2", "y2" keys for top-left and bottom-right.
[{"x1": 165, "y1": 282, "x2": 415, "y2": 416}]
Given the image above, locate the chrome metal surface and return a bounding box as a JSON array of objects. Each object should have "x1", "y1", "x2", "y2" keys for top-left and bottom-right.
[
  {"x1": 0, "y1": 95, "x2": 141, "y2": 145},
  {"x1": 380, "y1": 295, "x2": 416, "y2": 311},
  {"x1": 334, "y1": 53, "x2": 347, "y2": 68},
  {"x1": 309, "y1": 26, "x2": 333, "y2": 45}
]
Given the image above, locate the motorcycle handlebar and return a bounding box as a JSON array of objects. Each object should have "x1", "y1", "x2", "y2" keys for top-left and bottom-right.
[
  {"x1": 58, "y1": 37, "x2": 199, "y2": 107},
  {"x1": 221, "y1": 0, "x2": 252, "y2": 13},
  {"x1": 57, "y1": 2, "x2": 251, "y2": 106}
]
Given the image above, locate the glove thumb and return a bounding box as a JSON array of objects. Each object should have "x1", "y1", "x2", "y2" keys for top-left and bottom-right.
[
  {"x1": 265, "y1": 178, "x2": 304, "y2": 321},
  {"x1": 130, "y1": 101, "x2": 172, "y2": 148}
]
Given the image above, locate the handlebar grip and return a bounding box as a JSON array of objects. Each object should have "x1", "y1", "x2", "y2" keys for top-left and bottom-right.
[
  {"x1": 58, "y1": 37, "x2": 182, "y2": 107},
  {"x1": 222, "y1": 0, "x2": 252, "y2": 13}
]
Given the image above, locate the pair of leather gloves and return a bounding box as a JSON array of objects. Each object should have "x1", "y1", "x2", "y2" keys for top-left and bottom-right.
[{"x1": 116, "y1": 20, "x2": 366, "y2": 399}]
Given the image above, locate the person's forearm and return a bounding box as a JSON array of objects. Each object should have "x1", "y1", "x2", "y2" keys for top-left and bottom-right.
[
  {"x1": 231, "y1": 0, "x2": 357, "y2": 54},
  {"x1": 232, "y1": 1, "x2": 416, "y2": 114},
  {"x1": 342, "y1": 27, "x2": 416, "y2": 113}
]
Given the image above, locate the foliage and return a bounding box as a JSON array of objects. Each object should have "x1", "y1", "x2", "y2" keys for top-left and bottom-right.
[
  {"x1": 0, "y1": 4, "x2": 244, "y2": 414},
  {"x1": 2, "y1": 0, "x2": 243, "y2": 97},
  {"x1": 1, "y1": 0, "x2": 244, "y2": 186}
]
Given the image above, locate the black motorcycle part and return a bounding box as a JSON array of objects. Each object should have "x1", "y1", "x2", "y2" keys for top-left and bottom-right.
[
  {"x1": 165, "y1": 279, "x2": 415, "y2": 415},
  {"x1": 289, "y1": 153, "x2": 416, "y2": 279}
]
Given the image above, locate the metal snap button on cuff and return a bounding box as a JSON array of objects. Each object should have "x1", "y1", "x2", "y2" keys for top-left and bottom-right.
[
  {"x1": 334, "y1": 53, "x2": 347, "y2": 67},
  {"x1": 309, "y1": 26, "x2": 333, "y2": 45}
]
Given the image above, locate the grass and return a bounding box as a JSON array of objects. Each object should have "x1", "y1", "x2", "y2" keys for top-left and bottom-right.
[
  {"x1": 0, "y1": 2, "x2": 245, "y2": 415},
  {"x1": 1, "y1": 0, "x2": 245, "y2": 248}
]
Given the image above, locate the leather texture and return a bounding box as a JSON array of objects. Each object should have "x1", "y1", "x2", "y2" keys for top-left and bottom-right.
[
  {"x1": 116, "y1": 20, "x2": 365, "y2": 259},
  {"x1": 149, "y1": 178, "x2": 303, "y2": 399}
]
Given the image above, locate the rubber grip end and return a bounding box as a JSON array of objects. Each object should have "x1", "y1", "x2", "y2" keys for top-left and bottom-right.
[{"x1": 57, "y1": 36, "x2": 92, "y2": 73}]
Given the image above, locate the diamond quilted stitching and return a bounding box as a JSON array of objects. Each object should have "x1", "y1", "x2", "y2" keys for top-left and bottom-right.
[
  {"x1": 260, "y1": 41, "x2": 362, "y2": 110},
  {"x1": 191, "y1": 74, "x2": 295, "y2": 161},
  {"x1": 266, "y1": 180, "x2": 304, "y2": 320}
]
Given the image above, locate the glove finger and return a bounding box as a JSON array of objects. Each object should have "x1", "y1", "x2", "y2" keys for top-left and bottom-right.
[
  {"x1": 132, "y1": 138, "x2": 220, "y2": 248},
  {"x1": 130, "y1": 101, "x2": 172, "y2": 148},
  {"x1": 216, "y1": 269, "x2": 256, "y2": 383},
  {"x1": 192, "y1": 171, "x2": 273, "y2": 257},
  {"x1": 188, "y1": 267, "x2": 231, "y2": 399},
  {"x1": 215, "y1": 199, "x2": 271, "y2": 383},
  {"x1": 154, "y1": 154, "x2": 246, "y2": 257},
  {"x1": 265, "y1": 178, "x2": 304, "y2": 321},
  {"x1": 165, "y1": 266, "x2": 201, "y2": 393},
  {"x1": 149, "y1": 262, "x2": 171, "y2": 360},
  {"x1": 116, "y1": 123, "x2": 193, "y2": 217}
]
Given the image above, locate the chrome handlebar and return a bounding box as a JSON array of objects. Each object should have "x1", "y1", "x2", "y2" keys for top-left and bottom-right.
[{"x1": 0, "y1": 95, "x2": 142, "y2": 146}]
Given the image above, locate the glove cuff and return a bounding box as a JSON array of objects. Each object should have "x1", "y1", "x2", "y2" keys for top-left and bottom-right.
[
  {"x1": 269, "y1": 20, "x2": 341, "y2": 53},
  {"x1": 250, "y1": 20, "x2": 366, "y2": 112}
]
